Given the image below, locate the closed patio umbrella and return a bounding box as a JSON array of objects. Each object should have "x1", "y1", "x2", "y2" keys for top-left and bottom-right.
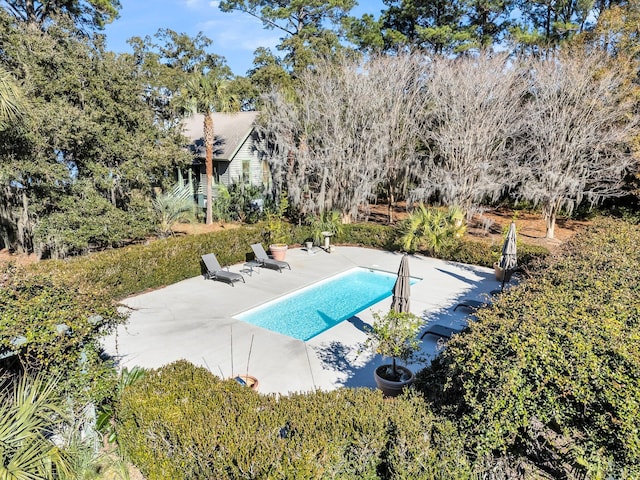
[
  {"x1": 391, "y1": 254, "x2": 411, "y2": 313},
  {"x1": 498, "y1": 221, "x2": 517, "y2": 290}
]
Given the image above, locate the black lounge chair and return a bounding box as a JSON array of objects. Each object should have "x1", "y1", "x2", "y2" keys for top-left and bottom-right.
[
  {"x1": 250, "y1": 243, "x2": 291, "y2": 272},
  {"x1": 201, "y1": 253, "x2": 245, "y2": 286},
  {"x1": 420, "y1": 324, "x2": 465, "y2": 340},
  {"x1": 453, "y1": 299, "x2": 490, "y2": 312}
]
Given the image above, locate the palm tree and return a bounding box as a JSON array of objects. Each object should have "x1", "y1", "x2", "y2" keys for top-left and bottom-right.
[
  {"x1": 0, "y1": 66, "x2": 26, "y2": 130},
  {"x1": 152, "y1": 183, "x2": 196, "y2": 237},
  {"x1": 180, "y1": 72, "x2": 240, "y2": 224},
  {"x1": 0, "y1": 374, "x2": 71, "y2": 479}
]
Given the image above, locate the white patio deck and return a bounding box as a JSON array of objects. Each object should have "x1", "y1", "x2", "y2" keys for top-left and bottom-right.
[{"x1": 102, "y1": 246, "x2": 499, "y2": 395}]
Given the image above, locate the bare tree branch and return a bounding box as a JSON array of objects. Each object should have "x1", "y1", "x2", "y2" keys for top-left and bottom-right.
[
  {"x1": 258, "y1": 54, "x2": 429, "y2": 222},
  {"x1": 516, "y1": 51, "x2": 639, "y2": 238},
  {"x1": 411, "y1": 54, "x2": 527, "y2": 215}
]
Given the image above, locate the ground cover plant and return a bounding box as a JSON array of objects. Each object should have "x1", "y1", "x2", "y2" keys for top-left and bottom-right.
[
  {"x1": 0, "y1": 264, "x2": 124, "y2": 406},
  {"x1": 416, "y1": 217, "x2": 640, "y2": 478},
  {"x1": 116, "y1": 360, "x2": 473, "y2": 479}
]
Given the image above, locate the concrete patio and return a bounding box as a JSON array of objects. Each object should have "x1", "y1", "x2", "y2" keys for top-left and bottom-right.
[{"x1": 102, "y1": 246, "x2": 500, "y2": 395}]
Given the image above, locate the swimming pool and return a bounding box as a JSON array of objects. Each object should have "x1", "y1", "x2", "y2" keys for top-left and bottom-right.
[{"x1": 234, "y1": 267, "x2": 420, "y2": 341}]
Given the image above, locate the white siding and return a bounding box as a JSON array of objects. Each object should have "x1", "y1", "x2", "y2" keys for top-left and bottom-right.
[{"x1": 227, "y1": 135, "x2": 264, "y2": 186}]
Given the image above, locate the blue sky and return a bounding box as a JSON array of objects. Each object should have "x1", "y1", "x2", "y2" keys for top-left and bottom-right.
[{"x1": 103, "y1": 0, "x2": 385, "y2": 76}]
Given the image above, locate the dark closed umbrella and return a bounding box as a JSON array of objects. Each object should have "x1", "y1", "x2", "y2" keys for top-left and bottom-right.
[
  {"x1": 498, "y1": 221, "x2": 517, "y2": 290},
  {"x1": 391, "y1": 254, "x2": 411, "y2": 313}
]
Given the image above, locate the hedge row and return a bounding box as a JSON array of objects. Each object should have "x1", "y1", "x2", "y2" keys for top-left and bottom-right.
[
  {"x1": 415, "y1": 217, "x2": 640, "y2": 478},
  {"x1": 34, "y1": 221, "x2": 548, "y2": 301},
  {"x1": 116, "y1": 360, "x2": 473, "y2": 479},
  {"x1": 39, "y1": 225, "x2": 265, "y2": 300}
]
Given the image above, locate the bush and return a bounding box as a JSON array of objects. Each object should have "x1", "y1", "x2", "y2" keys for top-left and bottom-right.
[
  {"x1": 436, "y1": 238, "x2": 550, "y2": 269},
  {"x1": 415, "y1": 217, "x2": 640, "y2": 477},
  {"x1": 228, "y1": 182, "x2": 267, "y2": 223},
  {"x1": 34, "y1": 185, "x2": 153, "y2": 259},
  {"x1": 0, "y1": 264, "x2": 124, "y2": 406},
  {"x1": 397, "y1": 205, "x2": 465, "y2": 254},
  {"x1": 334, "y1": 223, "x2": 397, "y2": 250},
  {"x1": 116, "y1": 361, "x2": 473, "y2": 479},
  {"x1": 38, "y1": 225, "x2": 265, "y2": 300},
  {"x1": 32, "y1": 220, "x2": 548, "y2": 303}
]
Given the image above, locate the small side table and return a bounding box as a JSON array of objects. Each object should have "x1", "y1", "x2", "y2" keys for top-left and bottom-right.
[{"x1": 241, "y1": 260, "x2": 261, "y2": 276}]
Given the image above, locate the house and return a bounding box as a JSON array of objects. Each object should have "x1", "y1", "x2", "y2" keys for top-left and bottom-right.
[{"x1": 181, "y1": 111, "x2": 269, "y2": 207}]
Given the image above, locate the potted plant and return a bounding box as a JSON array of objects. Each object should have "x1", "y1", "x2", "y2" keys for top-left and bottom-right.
[
  {"x1": 264, "y1": 192, "x2": 290, "y2": 260},
  {"x1": 493, "y1": 263, "x2": 514, "y2": 282},
  {"x1": 363, "y1": 310, "x2": 424, "y2": 397}
]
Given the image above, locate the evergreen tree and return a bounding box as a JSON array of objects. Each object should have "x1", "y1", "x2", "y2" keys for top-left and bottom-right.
[{"x1": 1, "y1": 0, "x2": 120, "y2": 30}]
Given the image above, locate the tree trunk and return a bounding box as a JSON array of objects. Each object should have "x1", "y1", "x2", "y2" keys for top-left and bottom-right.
[
  {"x1": 204, "y1": 112, "x2": 214, "y2": 225},
  {"x1": 543, "y1": 201, "x2": 559, "y2": 239},
  {"x1": 17, "y1": 190, "x2": 31, "y2": 254},
  {"x1": 387, "y1": 185, "x2": 396, "y2": 224}
]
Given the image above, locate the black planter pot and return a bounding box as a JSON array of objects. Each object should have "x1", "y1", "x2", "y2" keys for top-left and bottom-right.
[{"x1": 373, "y1": 365, "x2": 415, "y2": 397}]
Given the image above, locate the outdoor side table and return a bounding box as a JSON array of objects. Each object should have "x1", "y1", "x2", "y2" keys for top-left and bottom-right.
[{"x1": 241, "y1": 260, "x2": 261, "y2": 276}]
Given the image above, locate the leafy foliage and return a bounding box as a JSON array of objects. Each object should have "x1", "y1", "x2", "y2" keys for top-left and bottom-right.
[
  {"x1": 116, "y1": 360, "x2": 472, "y2": 479},
  {"x1": 1, "y1": 0, "x2": 121, "y2": 30},
  {"x1": 97, "y1": 366, "x2": 147, "y2": 446},
  {"x1": 0, "y1": 11, "x2": 189, "y2": 255},
  {"x1": 0, "y1": 264, "x2": 124, "y2": 406},
  {"x1": 0, "y1": 374, "x2": 71, "y2": 479},
  {"x1": 34, "y1": 183, "x2": 153, "y2": 258},
  {"x1": 397, "y1": 204, "x2": 466, "y2": 254},
  {"x1": 415, "y1": 217, "x2": 640, "y2": 477},
  {"x1": 220, "y1": 0, "x2": 357, "y2": 78},
  {"x1": 363, "y1": 310, "x2": 424, "y2": 378},
  {"x1": 152, "y1": 183, "x2": 196, "y2": 237},
  {"x1": 263, "y1": 191, "x2": 291, "y2": 245},
  {"x1": 306, "y1": 210, "x2": 344, "y2": 244},
  {"x1": 227, "y1": 182, "x2": 267, "y2": 223},
  {"x1": 0, "y1": 66, "x2": 26, "y2": 130}
]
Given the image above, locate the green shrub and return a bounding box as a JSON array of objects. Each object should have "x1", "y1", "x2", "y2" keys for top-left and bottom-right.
[
  {"x1": 34, "y1": 184, "x2": 153, "y2": 259},
  {"x1": 0, "y1": 264, "x2": 124, "y2": 405},
  {"x1": 116, "y1": 361, "x2": 473, "y2": 479},
  {"x1": 397, "y1": 205, "x2": 466, "y2": 254},
  {"x1": 152, "y1": 183, "x2": 196, "y2": 237},
  {"x1": 38, "y1": 225, "x2": 265, "y2": 300},
  {"x1": 32, "y1": 219, "x2": 548, "y2": 304},
  {"x1": 227, "y1": 182, "x2": 267, "y2": 223},
  {"x1": 0, "y1": 375, "x2": 72, "y2": 478},
  {"x1": 415, "y1": 217, "x2": 640, "y2": 477},
  {"x1": 436, "y1": 238, "x2": 550, "y2": 269},
  {"x1": 335, "y1": 223, "x2": 397, "y2": 249}
]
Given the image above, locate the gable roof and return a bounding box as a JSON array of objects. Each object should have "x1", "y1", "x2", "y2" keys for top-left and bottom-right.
[{"x1": 182, "y1": 111, "x2": 259, "y2": 161}]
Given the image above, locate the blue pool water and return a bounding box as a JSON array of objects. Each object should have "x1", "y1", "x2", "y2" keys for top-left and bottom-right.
[{"x1": 235, "y1": 267, "x2": 419, "y2": 341}]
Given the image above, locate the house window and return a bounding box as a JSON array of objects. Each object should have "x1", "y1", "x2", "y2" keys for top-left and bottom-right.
[
  {"x1": 242, "y1": 160, "x2": 250, "y2": 183},
  {"x1": 262, "y1": 161, "x2": 271, "y2": 186}
]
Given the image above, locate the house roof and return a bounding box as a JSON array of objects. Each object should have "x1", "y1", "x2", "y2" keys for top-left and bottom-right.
[{"x1": 182, "y1": 111, "x2": 259, "y2": 161}]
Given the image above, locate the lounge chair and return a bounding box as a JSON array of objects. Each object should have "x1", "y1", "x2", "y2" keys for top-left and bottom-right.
[
  {"x1": 420, "y1": 324, "x2": 465, "y2": 340},
  {"x1": 250, "y1": 243, "x2": 291, "y2": 272},
  {"x1": 201, "y1": 253, "x2": 245, "y2": 286},
  {"x1": 453, "y1": 299, "x2": 490, "y2": 312}
]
